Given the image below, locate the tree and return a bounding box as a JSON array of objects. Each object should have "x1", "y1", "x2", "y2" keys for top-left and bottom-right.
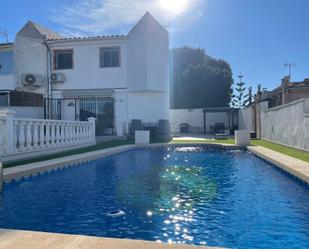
[
  {"x1": 170, "y1": 46, "x2": 233, "y2": 109},
  {"x1": 230, "y1": 74, "x2": 250, "y2": 108}
]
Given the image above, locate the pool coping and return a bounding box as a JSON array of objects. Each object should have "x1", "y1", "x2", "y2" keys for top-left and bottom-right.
[
  {"x1": 247, "y1": 145, "x2": 309, "y2": 184},
  {"x1": 2, "y1": 142, "x2": 244, "y2": 182},
  {"x1": 2, "y1": 142, "x2": 308, "y2": 185},
  {"x1": 0, "y1": 229, "x2": 223, "y2": 249}
]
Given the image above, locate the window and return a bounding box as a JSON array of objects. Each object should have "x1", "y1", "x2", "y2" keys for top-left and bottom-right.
[
  {"x1": 54, "y1": 49, "x2": 73, "y2": 70},
  {"x1": 100, "y1": 47, "x2": 120, "y2": 68}
]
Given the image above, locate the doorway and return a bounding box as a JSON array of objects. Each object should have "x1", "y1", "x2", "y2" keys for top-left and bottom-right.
[{"x1": 79, "y1": 97, "x2": 114, "y2": 135}]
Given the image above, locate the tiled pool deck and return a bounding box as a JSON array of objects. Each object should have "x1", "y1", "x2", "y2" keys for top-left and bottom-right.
[
  {"x1": 248, "y1": 145, "x2": 309, "y2": 184},
  {"x1": 0, "y1": 229, "x2": 221, "y2": 249},
  {"x1": 0, "y1": 142, "x2": 308, "y2": 248}
]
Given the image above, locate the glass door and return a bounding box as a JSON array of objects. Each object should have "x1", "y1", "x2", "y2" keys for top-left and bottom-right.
[{"x1": 79, "y1": 98, "x2": 114, "y2": 135}]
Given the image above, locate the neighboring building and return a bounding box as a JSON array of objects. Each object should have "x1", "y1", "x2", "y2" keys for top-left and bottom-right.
[
  {"x1": 0, "y1": 12, "x2": 170, "y2": 136},
  {"x1": 259, "y1": 76, "x2": 309, "y2": 108},
  {"x1": 239, "y1": 75, "x2": 309, "y2": 139}
]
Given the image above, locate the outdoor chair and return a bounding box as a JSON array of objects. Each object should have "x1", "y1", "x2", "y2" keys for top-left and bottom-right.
[
  {"x1": 130, "y1": 119, "x2": 143, "y2": 137},
  {"x1": 179, "y1": 123, "x2": 190, "y2": 133},
  {"x1": 214, "y1": 122, "x2": 228, "y2": 140},
  {"x1": 214, "y1": 122, "x2": 225, "y2": 133}
]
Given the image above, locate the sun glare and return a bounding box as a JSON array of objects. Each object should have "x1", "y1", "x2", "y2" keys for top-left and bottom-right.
[{"x1": 159, "y1": 0, "x2": 190, "y2": 15}]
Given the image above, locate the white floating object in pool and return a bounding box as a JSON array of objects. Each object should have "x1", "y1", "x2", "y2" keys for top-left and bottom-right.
[
  {"x1": 147, "y1": 211, "x2": 153, "y2": 216},
  {"x1": 106, "y1": 210, "x2": 125, "y2": 218}
]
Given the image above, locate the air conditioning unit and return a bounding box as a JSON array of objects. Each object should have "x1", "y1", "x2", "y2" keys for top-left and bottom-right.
[
  {"x1": 51, "y1": 72, "x2": 65, "y2": 83},
  {"x1": 22, "y1": 73, "x2": 43, "y2": 87}
]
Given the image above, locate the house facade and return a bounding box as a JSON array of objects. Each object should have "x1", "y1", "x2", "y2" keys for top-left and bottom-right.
[
  {"x1": 0, "y1": 12, "x2": 170, "y2": 136},
  {"x1": 258, "y1": 76, "x2": 309, "y2": 108}
]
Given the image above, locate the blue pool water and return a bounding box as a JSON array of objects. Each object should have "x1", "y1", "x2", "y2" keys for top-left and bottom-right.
[{"x1": 0, "y1": 146, "x2": 308, "y2": 248}]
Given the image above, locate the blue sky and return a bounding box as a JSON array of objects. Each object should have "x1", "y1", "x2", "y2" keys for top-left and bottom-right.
[{"x1": 1, "y1": 0, "x2": 309, "y2": 90}]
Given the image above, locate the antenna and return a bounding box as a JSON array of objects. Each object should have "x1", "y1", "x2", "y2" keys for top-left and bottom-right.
[{"x1": 284, "y1": 63, "x2": 296, "y2": 78}]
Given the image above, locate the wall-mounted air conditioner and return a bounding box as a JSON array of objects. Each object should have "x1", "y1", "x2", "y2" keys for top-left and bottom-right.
[
  {"x1": 51, "y1": 72, "x2": 65, "y2": 83},
  {"x1": 22, "y1": 73, "x2": 43, "y2": 87}
]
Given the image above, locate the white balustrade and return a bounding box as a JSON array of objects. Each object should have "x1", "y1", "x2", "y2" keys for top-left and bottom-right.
[{"x1": 0, "y1": 110, "x2": 96, "y2": 157}]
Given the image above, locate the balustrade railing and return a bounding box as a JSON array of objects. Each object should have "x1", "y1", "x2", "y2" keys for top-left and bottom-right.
[{"x1": 0, "y1": 109, "x2": 96, "y2": 157}]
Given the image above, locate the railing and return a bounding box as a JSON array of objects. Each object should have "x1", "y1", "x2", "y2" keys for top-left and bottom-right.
[{"x1": 0, "y1": 109, "x2": 96, "y2": 158}]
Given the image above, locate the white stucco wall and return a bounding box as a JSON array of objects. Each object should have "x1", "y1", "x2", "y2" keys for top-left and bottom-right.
[
  {"x1": 261, "y1": 98, "x2": 309, "y2": 151},
  {"x1": 126, "y1": 13, "x2": 169, "y2": 124},
  {"x1": 0, "y1": 75, "x2": 15, "y2": 90},
  {"x1": 14, "y1": 35, "x2": 48, "y2": 94},
  {"x1": 170, "y1": 109, "x2": 230, "y2": 133},
  {"x1": 4, "y1": 107, "x2": 44, "y2": 119},
  {"x1": 238, "y1": 106, "x2": 254, "y2": 131},
  {"x1": 48, "y1": 38, "x2": 127, "y2": 90},
  {"x1": 114, "y1": 90, "x2": 128, "y2": 135},
  {"x1": 128, "y1": 92, "x2": 169, "y2": 123},
  {"x1": 126, "y1": 13, "x2": 169, "y2": 93}
]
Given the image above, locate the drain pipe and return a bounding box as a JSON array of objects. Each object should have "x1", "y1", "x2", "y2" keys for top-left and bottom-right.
[
  {"x1": 0, "y1": 160, "x2": 3, "y2": 192},
  {"x1": 43, "y1": 38, "x2": 52, "y2": 119}
]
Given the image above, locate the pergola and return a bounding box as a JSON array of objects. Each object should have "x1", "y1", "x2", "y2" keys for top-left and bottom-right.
[{"x1": 202, "y1": 107, "x2": 239, "y2": 134}]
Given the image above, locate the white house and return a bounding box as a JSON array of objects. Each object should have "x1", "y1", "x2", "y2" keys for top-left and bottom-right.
[{"x1": 0, "y1": 12, "x2": 170, "y2": 137}]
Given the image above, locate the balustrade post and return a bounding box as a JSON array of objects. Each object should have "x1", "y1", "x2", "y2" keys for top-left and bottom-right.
[
  {"x1": 50, "y1": 123, "x2": 55, "y2": 147},
  {"x1": 85, "y1": 123, "x2": 90, "y2": 143},
  {"x1": 14, "y1": 122, "x2": 18, "y2": 152},
  {"x1": 75, "y1": 123, "x2": 80, "y2": 144},
  {"x1": 87, "y1": 117, "x2": 96, "y2": 143},
  {"x1": 79, "y1": 123, "x2": 83, "y2": 144},
  {"x1": 39, "y1": 122, "x2": 45, "y2": 149},
  {"x1": 60, "y1": 123, "x2": 65, "y2": 146},
  {"x1": 33, "y1": 122, "x2": 39, "y2": 150},
  {"x1": 25, "y1": 121, "x2": 33, "y2": 151},
  {"x1": 83, "y1": 123, "x2": 88, "y2": 143},
  {"x1": 64, "y1": 123, "x2": 69, "y2": 145},
  {"x1": 80, "y1": 124, "x2": 84, "y2": 143},
  {"x1": 18, "y1": 121, "x2": 26, "y2": 152},
  {"x1": 55, "y1": 123, "x2": 60, "y2": 147},
  {"x1": 68, "y1": 123, "x2": 72, "y2": 145},
  {"x1": 0, "y1": 109, "x2": 16, "y2": 154},
  {"x1": 45, "y1": 122, "x2": 51, "y2": 148},
  {"x1": 73, "y1": 123, "x2": 78, "y2": 145}
]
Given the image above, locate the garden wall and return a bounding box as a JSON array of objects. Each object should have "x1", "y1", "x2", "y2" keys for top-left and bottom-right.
[
  {"x1": 238, "y1": 106, "x2": 254, "y2": 131},
  {"x1": 261, "y1": 98, "x2": 309, "y2": 151},
  {"x1": 170, "y1": 108, "x2": 230, "y2": 133}
]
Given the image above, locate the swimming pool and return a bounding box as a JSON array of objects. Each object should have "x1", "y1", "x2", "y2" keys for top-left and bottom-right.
[{"x1": 0, "y1": 146, "x2": 308, "y2": 248}]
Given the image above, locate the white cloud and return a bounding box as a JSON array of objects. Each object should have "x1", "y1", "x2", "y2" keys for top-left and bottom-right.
[{"x1": 51, "y1": 0, "x2": 204, "y2": 36}]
